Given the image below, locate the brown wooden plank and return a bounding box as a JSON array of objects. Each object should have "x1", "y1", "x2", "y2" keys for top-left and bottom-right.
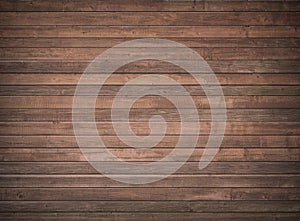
[
  {"x1": 1, "y1": 74, "x2": 299, "y2": 85},
  {"x1": 0, "y1": 162, "x2": 299, "y2": 174},
  {"x1": 0, "y1": 200, "x2": 299, "y2": 212},
  {"x1": 231, "y1": 188, "x2": 300, "y2": 200},
  {"x1": 0, "y1": 0, "x2": 299, "y2": 12},
  {"x1": 0, "y1": 122, "x2": 298, "y2": 135},
  {"x1": 1, "y1": 174, "x2": 299, "y2": 188},
  {"x1": 0, "y1": 26, "x2": 298, "y2": 38},
  {"x1": 0, "y1": 187, "x2": 299, "y2": 200},
  {"x1": 1, "y1": 12, "x2": 299, "y2": 26},
  {"x1": 1, "y1": 60, "x2": 299, "y2": 73},
  {"x1": 0, "y1": 212, "x2": 299, "y2": 221},
  {"x1": 1, "y1": 47, "x2": 299, "y2": 60},
  {"x1": 0, "y1": 148, "x2": 298, "y2": 162},
  {"x1": 1, "y1": 86, "x2": 299, "y2": 96},
  {"x1": 0, "y1": 96, "x2": 298, "y2": 109},
  {"x1": 0, "y1": 109, "x2": 298, "y2": 122},
  {"x1": 1, "y1": 37, "x2": 299, "y2": 48},
  {"x1": 0, "y1": 135, "x2": 298, "y2": 148}
]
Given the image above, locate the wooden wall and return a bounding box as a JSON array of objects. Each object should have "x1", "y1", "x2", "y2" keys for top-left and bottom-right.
[{"x1": 0, "y1": 0, "x2": 299, "y2": 220}]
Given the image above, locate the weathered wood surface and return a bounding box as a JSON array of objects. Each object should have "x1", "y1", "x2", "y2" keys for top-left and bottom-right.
[
  {"x1": 1, "y1": 12, "x2": 299, "y2": 26},
  {"x1": 1, "y1": 61, "x2": 299, "y2": 73},
  {"x1": 0, "y1": 135, "x2": 299, "y2": 148},
  {"x1": 0, "y1": 122, "x2": 298, "y2": 135},
  {"x1": 0, "y1": 0, "x2": 299, "y2": 220},
  {"x1": 1, "y1": 0, "x2": 300, "y2": 12},
  {"x1": 0, "y1": 108, "x2": 298, "y2": 122},
  {"x1": 0, "y1": 212, "x2": 299, "y2": 221},
  {"x1": 1, "y1": 37, "x2": 299, "y2": 48},
  {"x1": 1, "y1": 174, "x2": 299, "y2": 187},
  {"x1": 1, "y1": 26, "x2": 299, "y2": 38},
  {"x1": 1, "y1": 148, "x2": 299, "y2": 162}
]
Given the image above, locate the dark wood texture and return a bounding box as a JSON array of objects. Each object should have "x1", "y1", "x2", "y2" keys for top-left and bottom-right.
[{"x1": 0, "y1": 0, "x2": 299, "y2": 220}]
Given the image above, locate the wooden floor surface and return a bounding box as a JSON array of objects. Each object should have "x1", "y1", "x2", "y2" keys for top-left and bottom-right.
[{"x1": 0, "y1": 0, "x2": 299, "y2": 220}]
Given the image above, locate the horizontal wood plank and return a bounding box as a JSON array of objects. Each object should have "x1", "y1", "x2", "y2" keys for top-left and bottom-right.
[
  {"x1": 1, "y1": 12, "x2": 299, "y2": 26},
  {"x1": 0, "y1": 96, "x2": 298, "y2": 109},
  {"x1": 0, "y1": 162, "x2": 299, "y2": 174},
  {"x1": 0, "y1": 200, "x2": 299, "y2": 212},
  {"x1": 1, "y1": 47, "x2": 299, "y2": 60},
  {"x1": 0, "y1": 122, "x2": 298, "y2": 135},
  {"x1": 1, "y1": 37, "x2": 299, "y2": 48},
  {"x1": 0, "y1": 135, "x2": 298, "y2": 148},
  {"x1": 0, "y1": 148, "x2": 299, "y2": 162},
  {"x1": 1, "y1": 61, "x2": 299, "y2": 73},
  {"x1": 0, "y1": 108, "x2": 298, "y2": 122},
  {"x1": 1, "y1": 74, "x2": 299, "y2": 85},
  {"x1": 1, "y1": 0, "x2": 299, "y2": 12},
  {"x1": 1, "y1": 174, "x2": 299, "y2": 188},
  {"x1": 1, "y1": 86, "x2": 299, "y2": 96},
  {"x1": 1, "y1": 187, "x2": 300, "y2": 200},
  {"x1": 0, "y1": 212, "x2": 299, "y2": 221},
  {"x1": 1, "y1": 26, "x2": 299, "y2": 38}
]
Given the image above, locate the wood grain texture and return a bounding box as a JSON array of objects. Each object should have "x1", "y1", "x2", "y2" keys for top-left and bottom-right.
[
  {"x1": 1, "y1": 187, "x2": 300, "y2": 200},
  {"x1": 0, "y1": 122, "x2": 298, "y2": 135},
  {"x1": 1, "y1": 26, "x2": 299, "y2": 38},
  {"x1": 0, "y1": 148, "x2": 299, "y2": 162},
  {"x1": 0, "y1": 135, "x2": 298, "y2": 148},
  {"x1": 1, "y1": 47, "x2": 300, "y2": 60},
  {"x1": 1, "y1": 0, "x2": 299, "y2": 12},
  {"x1": 1, "y1": 37, "x2": 299, "y2": 48},
  {"x1": 1, "y1": 86, "x2": 299, "y2": 96},
  {"x1": 0, "y1": 162, "x2": 299, "y2": 174},
  {"x1": 0, "y1": 0, "x2": 299, "y2": 220},
  {"x1": 1, "y1": 60, "x2": 299, "y2": 73},
  {"x1": 0, "y1": 96, "x2": 298, "y2": 109},
  {"x1": 1, "y1": 200, "x2": 299, "y2": 212},
  {"x1": 1, "y1": 12, "x2": 299, "y2": 26},
  {"x1": 0, "y1": 212, "x2": 299, "y2": 221},
  {"x1": 0, "y1": 108, "x2": 298, "y2": 122},
  {"x1": 1, "y1": 74, "x2": 299, "y2": 85},
  {"x1": 1, "y1": 174, "x2": 299, "y2": 187}
]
